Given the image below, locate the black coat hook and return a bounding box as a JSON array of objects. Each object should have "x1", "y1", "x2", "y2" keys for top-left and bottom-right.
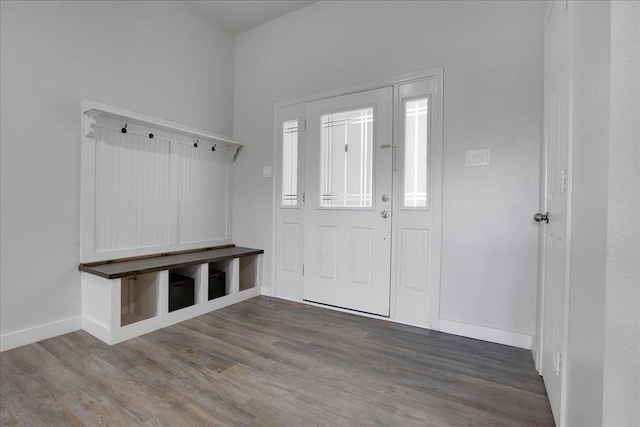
[
  {"x1": 212, "y1": 144, "x2": 216, "y2": 152},
  {"x1": 148, "y1": 133, "x2": 154, "y2": 139},
  {"x1": 193, "y1": 139, "x2": 199, "y2": 148},
  {"x1": 121, "y1": 124, "x2": 128, "y2": 134}
]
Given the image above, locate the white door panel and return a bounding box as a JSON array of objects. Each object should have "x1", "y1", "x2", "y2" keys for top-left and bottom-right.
[
  {"x1": 304, "y1": 87, "x2": 393, "y2": 316},
  {"x1": 280, "y1": 222, "x2": 300, "y2": 274},
  {"x1": 398, "y1": 228, "x2": 429, "y2": 293},
  {"x1": 539, "y1": 1, "x2": 572, "y2": 424}
]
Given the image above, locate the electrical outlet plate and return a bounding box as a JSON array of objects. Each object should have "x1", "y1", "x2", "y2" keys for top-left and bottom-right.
[
  {"x1": 262, "y1": 166, "x2": 272, "y2": 178},
  {"x1": 466, "y1": 149, "x2": 491, "y2": 167}
]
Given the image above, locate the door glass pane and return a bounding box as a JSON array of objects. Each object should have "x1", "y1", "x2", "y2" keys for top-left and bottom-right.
[
  {"x1": 320, "y1": 108, "x2": 373, "y2": 207},
  {"x1": 281, "y1": 119, "x2": 298, "y2": 206},
  {"x1": 403, "y1": 98, "x2": 428, "y2": 207}
]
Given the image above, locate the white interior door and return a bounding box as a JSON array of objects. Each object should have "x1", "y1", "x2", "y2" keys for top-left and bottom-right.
[
  {"x1": 303, "y1": 87, "x2": 393, "y2": 316},
  {"x1": 539, "y1": 1, "x2": 572, "y2": 423}
]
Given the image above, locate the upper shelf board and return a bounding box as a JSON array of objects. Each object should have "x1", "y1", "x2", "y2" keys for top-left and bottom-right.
[{"x1": 82, "y1": 99, "x2": 242, "y2": 161}]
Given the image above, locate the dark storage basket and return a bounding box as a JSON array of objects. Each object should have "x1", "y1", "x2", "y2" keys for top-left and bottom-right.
[
  {"x1": 208, "y1": 269, "x2": 226, "y2": 300},
  {"x1": 168, "y1": 273, "x2": 195, "y2": 312}
]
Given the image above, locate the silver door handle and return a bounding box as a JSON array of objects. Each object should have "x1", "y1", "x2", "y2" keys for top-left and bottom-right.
[
  {"x1": 534, "y1": 212, "x2": 548, "y2": 223},
  {"x1": 380, "y1": 210, "x2": 390, "y2": 219},
  {"x1": 381, "y1": 194, "x2": 389, "y2": 202}
]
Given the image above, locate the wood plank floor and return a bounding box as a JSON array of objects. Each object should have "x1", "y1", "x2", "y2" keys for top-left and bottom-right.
[{"x1": 1, "y1": 297, "x2": 554, "y2": 426}]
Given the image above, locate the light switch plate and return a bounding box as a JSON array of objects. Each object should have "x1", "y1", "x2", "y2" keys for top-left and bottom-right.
[
  {"x1": 466, "y1": 149, "x2": 491, "y2": 167},
  {"x1": 262, "y1": 166, "x2": 272, "y2": 178}
]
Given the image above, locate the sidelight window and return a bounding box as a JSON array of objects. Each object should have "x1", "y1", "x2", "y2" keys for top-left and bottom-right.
[
  {"x1": 281, "y1": 119, "x2": 299, "y2": 206},
  {"x1": 403, "y1": 98, "x2": 429, "y2": 208}
]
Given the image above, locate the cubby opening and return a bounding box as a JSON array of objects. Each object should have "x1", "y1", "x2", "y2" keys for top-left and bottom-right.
[
  {"x1": 121, "y1": 272, "x2": 160, "y2": 327},
  {"x1": 170, "y1": 265, "x2": 203, "y2": 304},
  {"x1": 209, "y1": 259, "x2": 233, "y2": 297},
  {"x1": 168, "y1": 271, "x2": 195, "y2": 313},
  {"x1": 239, "y1": 255, "x2": 259, "y2": 292}
]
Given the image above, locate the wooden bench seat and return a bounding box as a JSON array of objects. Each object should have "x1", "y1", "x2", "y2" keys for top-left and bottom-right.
[{"x1": 79, "y1": 246, "x2": 264, "y2": 279}]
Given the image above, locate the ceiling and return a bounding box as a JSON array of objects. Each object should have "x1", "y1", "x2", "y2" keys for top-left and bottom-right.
[{"x1": 184, "y1": 1, "x2": 317, "y2": 35}]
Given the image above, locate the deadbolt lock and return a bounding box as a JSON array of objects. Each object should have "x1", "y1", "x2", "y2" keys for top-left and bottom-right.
[{"x1": 382, "y1": 194, "x2": 389, "y2": 202}]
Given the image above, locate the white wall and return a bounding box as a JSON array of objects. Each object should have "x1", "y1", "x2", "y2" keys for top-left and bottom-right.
[
  {"x1": 603, "y1": 3, "x2": 640, "y2": 424},
  {"x1": 566, "y1": 2, "x2": 611, "y2": 423},
  {"x1": 0, "y1": 1, "x2": 235, "y2": 345},
  {"x1": 566, "y1": 1, "x2": 640, "y2": 425},
  {"x1": 233, "y1": 1, "x2": 542, "y2": 337}
]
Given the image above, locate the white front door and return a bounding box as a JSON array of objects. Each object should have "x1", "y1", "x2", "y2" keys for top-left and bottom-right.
[
  {"x1": 303, "y1": 87, "x2": 393, "y2": 316},
  {"x1": 539, "y1": 1, "x2": 572, "y2": 423}
]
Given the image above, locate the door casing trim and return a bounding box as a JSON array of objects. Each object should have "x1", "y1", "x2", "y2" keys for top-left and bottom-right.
[{"x1": 271, "y1": 68, "x2": 444, "y2": 330}]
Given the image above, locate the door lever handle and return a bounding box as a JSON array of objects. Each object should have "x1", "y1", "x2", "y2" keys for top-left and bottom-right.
[{"x1": 534, "y1": 212, "x2": 549, "y2": 223}]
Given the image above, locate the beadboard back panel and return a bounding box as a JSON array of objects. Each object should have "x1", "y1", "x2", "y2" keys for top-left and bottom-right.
[
  {"x1": 94, "y1": 125, "x2": 171, "y2": 252},
  {"x1": 176, "y1": 143, "x2": 229, "y2": 244},
  {"x1": 81, "y1": 101, "x2": 238, "y2": 263}
]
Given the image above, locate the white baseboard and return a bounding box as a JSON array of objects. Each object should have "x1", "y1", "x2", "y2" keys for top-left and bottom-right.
[
  {"x1": 1, "y1": 316, "x2": 82, "y2": 352},
  {"x1": 531, "y1": 334, "x2": 541, "y2": 372},
  {"x1": 81, "y1": 316, "x2": 112, "y2": 345},
  {"x1": 439, "y1": 319, "x2": 532, "y2": 349}
]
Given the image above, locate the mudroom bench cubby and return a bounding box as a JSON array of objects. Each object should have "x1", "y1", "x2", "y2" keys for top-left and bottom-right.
[{"x1": 79, "y1": 245, "x2": 263, "y2": 345}]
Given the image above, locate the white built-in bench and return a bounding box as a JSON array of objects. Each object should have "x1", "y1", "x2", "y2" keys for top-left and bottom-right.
[{"x1": 79, "y1": 245, "x2": 263, "y2": 345}]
